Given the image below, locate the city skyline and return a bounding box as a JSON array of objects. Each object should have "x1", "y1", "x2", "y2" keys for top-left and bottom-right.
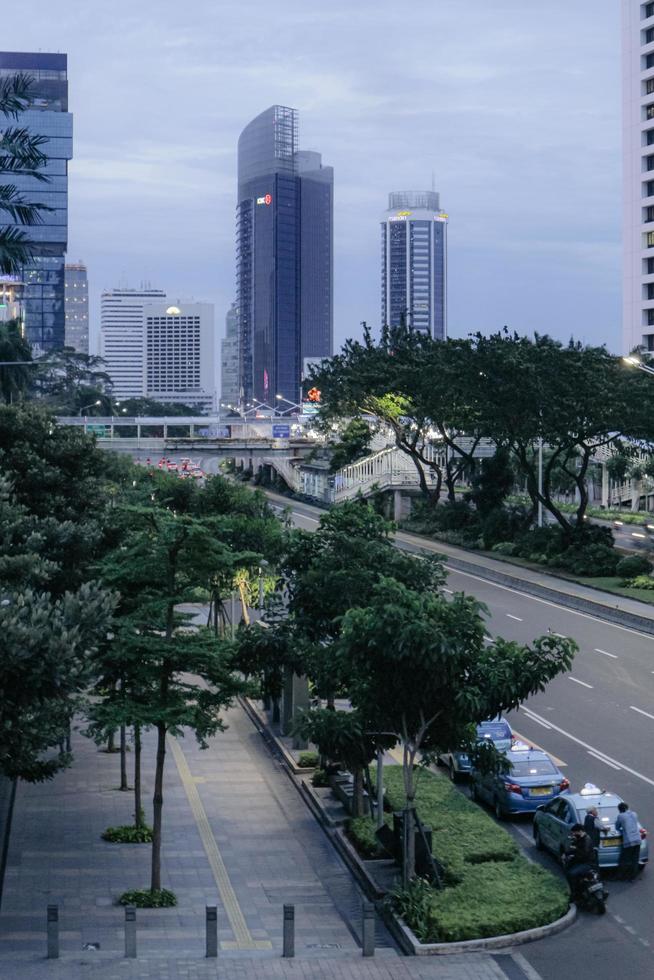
[{"x1": 4, "y1": 0, "x2": 621, "y2": 356}]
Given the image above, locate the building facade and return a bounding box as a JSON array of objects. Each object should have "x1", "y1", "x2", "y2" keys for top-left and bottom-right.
[
  {"x1": 144, "y1": 301, "x2": 216, "y2": 412},
  {"x1": 622, "y1": 1, "x2": 654, "y2": 353},
  {"x1": 0, "y1": 52, "x2": 72, "y2": 352},
  {"x1": 64, "y1": 262, "x2": 89, "y2": 352},
  {"x1": 381, "y1": 191, "x2": 448, "y2": 339},
  {"x1": 220, "y1": 301, "x2": 240, "y2": 409},
  {"x1": 236, "y1": 105, "x2": 333, "y2": 406},
  {"x1": 99, "y1": 286, "x2": 166, "y2": 398}
]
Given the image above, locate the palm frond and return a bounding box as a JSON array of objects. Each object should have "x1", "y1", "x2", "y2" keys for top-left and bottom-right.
[
  {"x1": 0, "y1": 185, "x2": 52, "y2": 225},
  {"x1": 0, "y1": 128, "x2": 49, "y2": 173},
  {"x1": 0, "y1": 73, "x2": 34, "y2": 120},
  {"x1": 0, "y1": 226, "x2": 34, "y2": 274}
]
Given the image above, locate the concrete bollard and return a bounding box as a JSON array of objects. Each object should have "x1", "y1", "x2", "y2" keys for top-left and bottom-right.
[
  {"x1": 362, "y1": 900, "x2": 375, "y2": 957},
  {"x1": 46, "y1": 905, "x2": 59, "y2": 959},
  {"x1": 124, "y1": 905, "x2": 137, "y2": 959},
  {"x1": 206, "y1": 905, "x2": 218, "y2": 958},
  {"x1": 283, "y1": 904, "x2": 295, "y2": 958}
]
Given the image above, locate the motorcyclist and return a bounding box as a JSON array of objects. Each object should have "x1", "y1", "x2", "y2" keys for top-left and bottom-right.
[{"x1": 564, "y1": 823, "x2": 597, "y2": 900}]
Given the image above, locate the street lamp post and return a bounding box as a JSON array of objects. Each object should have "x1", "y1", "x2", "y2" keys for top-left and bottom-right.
[
  {"x1": 78, "y1": 400, "x2": 101, "y2": 418},
  {"x1": 538, "y1": 437, "x2": 543, "y2": 529},
  {"x1": 623, "y1": 355, "x2": 654, "y2": 377},
  {"x1": 275, "y1": 394, "x2": 303, "y2": 416}
]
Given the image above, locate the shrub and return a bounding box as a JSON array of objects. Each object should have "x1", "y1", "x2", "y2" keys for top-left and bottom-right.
[
  {"x1": 556, "y1": 543, "x2": 618, "y2": 576},
  {"x1": 349, "y1": 817, "x2": 384, "y2": 858},
  {"x1": 297, "y1": 751, "x2": 319, "y2": 768},
  {"x1": 432, "y1": 530, "x2": 474, "y2": 548},
  {"x1": 616, "y1": 554, "x2": 653, "y2": 578},
  {"x1": 311, "y1": 768, "x2": 330, "y2": 787},
  {"x1": 118, "y1": 888, "x2": 177, "y2": 908},
  {"x1": 102, "y1": 825, "x2": 153, "y2": 844},
  {"x1": 627, "y1": 574, "x2": 654, "y2": 590},
  {"x1": 491, "y1": 542, "x2": 517, "y2": 556}
]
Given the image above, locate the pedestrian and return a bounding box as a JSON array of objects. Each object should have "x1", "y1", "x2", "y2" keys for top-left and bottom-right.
[
  {"x1": 584, "y1": 806, "x2": 601, "y2": 862},
  {"x1": 615, "y1": 802, "x2": 641, "y2": 881}
]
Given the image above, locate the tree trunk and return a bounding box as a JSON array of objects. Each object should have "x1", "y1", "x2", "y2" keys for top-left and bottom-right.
[
  {"x1": 352, "y1": 767, "x2": 364, "y2": 818},
  {"x1": 119, "y1": 724, "x2": 128, "y2": 791},
  {"x1": 403, "y1": 802, "x2": 416, "y2": 887},
  {"x1": 150, "y1": 722, "x2": 166, "y2": 893},
  {"x1": 237, "y1": 580, "x2": 251, "y2": 626},
  {"x1": 106, "y1": 730, "x2": 115, "y2": 753},
  {"x1": 134, "y1": 724, "x2": 143, "y2": 829}
]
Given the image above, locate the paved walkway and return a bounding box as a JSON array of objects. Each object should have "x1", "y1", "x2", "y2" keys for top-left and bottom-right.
[{"x1": 0, "y1": 703, "x2": 542, "y2": 980}]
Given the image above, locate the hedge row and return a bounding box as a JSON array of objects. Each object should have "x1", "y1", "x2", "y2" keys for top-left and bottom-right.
[{"x1": 349, "y1": 765, "x2": 568, "y2": 943}]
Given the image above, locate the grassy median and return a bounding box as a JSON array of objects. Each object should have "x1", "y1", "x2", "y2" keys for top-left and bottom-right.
[{"x1": 350, "y1": 764, "x2": 568, "y2": 943}]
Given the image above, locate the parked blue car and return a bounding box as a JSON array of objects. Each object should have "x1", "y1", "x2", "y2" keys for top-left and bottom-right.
[
  {"x1": 533, "y1": 783, "x2": 649, "y2": 870},
  {"x1": 470, "y1": 742, "x2": 569, "y2": 819},
  {"x1": 438, "y1": 717, "x2": 513, "y2": 783}
]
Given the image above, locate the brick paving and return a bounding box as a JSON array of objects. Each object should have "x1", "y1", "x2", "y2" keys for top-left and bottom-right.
[{"x1": 0, "y1": 703, "x2": 541, "y2": 980}]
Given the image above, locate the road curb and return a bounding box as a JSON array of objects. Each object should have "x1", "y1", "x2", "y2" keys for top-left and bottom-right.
[{"x1": 240, "y1": 696, "x2": 577, "y2": 954}]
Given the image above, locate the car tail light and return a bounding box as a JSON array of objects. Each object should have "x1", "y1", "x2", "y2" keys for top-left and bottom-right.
[
  {"x1": 640, "y1": 827, "x2": 647, "y2": 840},
  {"x1": 504, "y1": 782, "x2": 522, "y2": 794},
  {"x1": 560, "y1": 778, "x2": 570, "y2": 791}
]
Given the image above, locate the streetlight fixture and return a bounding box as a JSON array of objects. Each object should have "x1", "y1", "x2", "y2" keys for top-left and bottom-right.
[
  {"x1": 78, "y1": 400, "x2": 101, "y2": 416},
  {"x1": 275, "y1": 394, "x2": 303, "y2": 416},
  {"x1": 622, "y1": 355, "x2": 654, "y2": 377}
]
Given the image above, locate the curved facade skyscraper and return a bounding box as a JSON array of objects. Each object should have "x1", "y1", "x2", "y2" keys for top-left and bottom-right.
[
  {"x1": 381, "y1": 190, "x2": 448, "y2": 339},
  {"x1": 236, "y1": 106, "x2": 333, "y2": 406}
]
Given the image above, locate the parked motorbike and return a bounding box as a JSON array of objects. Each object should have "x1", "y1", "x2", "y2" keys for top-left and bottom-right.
[{"x1": 568, "y1": 864, "x2": 608, "y2": 915}]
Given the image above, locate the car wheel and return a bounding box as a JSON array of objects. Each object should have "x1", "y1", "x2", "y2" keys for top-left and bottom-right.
[
  {"x1": 448, "y1": 765, "x2": 457, "y2": 784},
  {"x1": 534, "y1": 827, "x2": 543, "y2": 850},
  {"x1": 494, "y1": 799, "x2": 506, "y2": 821},
  {"x1": 470, "y1": 782, "x2": 479, "y2": 803}
]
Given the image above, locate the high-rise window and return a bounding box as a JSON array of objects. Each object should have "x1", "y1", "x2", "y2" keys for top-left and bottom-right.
[
  {"x1": 647, "y1": 231, "x2": 654, "y2": 247},
  {"x1": 646, "y1": 2, "x2": 654, "y2": 18}
]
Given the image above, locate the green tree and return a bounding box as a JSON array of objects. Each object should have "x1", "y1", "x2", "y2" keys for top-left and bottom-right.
[
  {"x1": 0, "y1": 318, "x2": 33, "y2": 404},
  {"x1": 338, "y1": 577, "x2": 576, "y2": 882},
  {"x1": 0, "y1": 72, "x2": 52, "y2": 274},
  {"x1": 98, "y1": 506, "x2": 247, "y2": 897}
]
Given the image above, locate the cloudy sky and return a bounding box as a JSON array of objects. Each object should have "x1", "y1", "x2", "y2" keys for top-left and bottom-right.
[{"x1": 8, "y1": 0, "x2": 621, "y2": 355}]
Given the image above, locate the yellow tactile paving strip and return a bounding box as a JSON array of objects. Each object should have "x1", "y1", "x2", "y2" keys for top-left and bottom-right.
[{"x1": 168, "y1": 736, "x2": 272, "y2": 950}]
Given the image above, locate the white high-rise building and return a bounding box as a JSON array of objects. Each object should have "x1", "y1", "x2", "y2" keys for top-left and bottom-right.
[
  {"x1": 99, "y1": 286, "x2": 166, "y2": 397},
  {"x1": 381, "y1": 191, "x2": 448, "y2": 339},
  {"x1": 144, "y1": 300, "x2": 216, "y2": 412},
  {"x1": 622, "y1": 1, "x2": 654, "y2": 353}
]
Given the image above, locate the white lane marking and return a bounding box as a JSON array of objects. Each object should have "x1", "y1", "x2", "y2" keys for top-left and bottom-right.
[
  {"x1": 521, "y1": 707, "x2": 654, "y2": 787},
  {"x1": 594, "y1": 648, "x2": 618, "y2": 659},
  {"x1": 483, "y1": 635, "x2": 493, "y2": 644},
  {"x1": 443, "y1": 588, "x2": 453, "y2": 595},
  {"x1": 568, "y1": 676, "x2": 593, "y2": 689},
  {"x1": 588, "y1": 751, "x2": 621, "y2": 770},
  {"x1": 630, "y1": 705, "x2": 654, "y2": 721},
  {"x1": 524, "y1": 716, "x2": 552, "y2": 731},
  {"x1": 510, "y1": 952, "x2": 547, "y2": 980},
  {"x1": 553, "y1": 632, "x2": 567, "y2": 639},
  {"x1": 291, "y1": 511, "x2": 319, "y2": 525},
  {"x1": 433, "y1": 559, "x2": 654, "y2": 642},
  {"x1": 506, "y1": 614, "x2": 523, "y2": 621}
]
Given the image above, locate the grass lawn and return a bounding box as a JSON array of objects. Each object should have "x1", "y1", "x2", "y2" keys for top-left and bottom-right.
[{"x1": 349, "y1": 765, "x2": 568, "y2": 944}]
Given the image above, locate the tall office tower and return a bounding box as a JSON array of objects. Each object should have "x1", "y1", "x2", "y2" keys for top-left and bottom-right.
[
  {"x1": 0, "y1": 52, "x2": 72, "y2": 352},
  {"x1": 236, "y1": 105, "x2": 333, "y2": 406},
  {"x1": 144, "y1": 300, "x2": 216, "y2": 412},
  {"x1": 100, "y1": 286, "x2": 166, "y2": 397},
  {"x1": 220, "y1": 301, "x2": 240, "y2": 408},
  {"x1": 381, "y1": 191, "x2": 448, "y2": 339},
  {"x1": 64, "y1": 262, "x2": 89, "y2": 352},
  {"x1": 622, "y1": 1, "x2": 654, "y2": 353}
]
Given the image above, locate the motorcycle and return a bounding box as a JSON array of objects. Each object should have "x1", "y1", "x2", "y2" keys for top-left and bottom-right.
[{"x1": 568, "y1": 864, "x2": 608, "y2": 915}]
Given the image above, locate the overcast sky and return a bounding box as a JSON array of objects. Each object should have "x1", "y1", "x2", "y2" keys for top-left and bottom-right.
[{"x1": 8, "y1": 0, "x2": 621, "y2": 355}]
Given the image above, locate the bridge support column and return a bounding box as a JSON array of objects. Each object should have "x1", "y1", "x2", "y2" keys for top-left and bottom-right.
[
  {"x1": 281, "y1": 669, "x2": 310, "y2": 739},
  {"x1": 136, "y1": 423, "x2": 141, "y2": 448},
  {"x1": 393, "y1": 490, "x2": 404, "y2": 522},
  {"x1": 601, "y1": 463, "x2": 609, "y2": 508}
]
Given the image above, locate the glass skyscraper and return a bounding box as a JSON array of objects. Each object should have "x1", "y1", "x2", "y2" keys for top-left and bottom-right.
[
  {"x1": 0, "y1": 52, "x2": 72, "y2": 352},
  {"x1": 236, "y1": 106, "x2": 333, "y2": 406},
  {"x1": 381, "y1": 191, "x2": 448, "y2": 339}
]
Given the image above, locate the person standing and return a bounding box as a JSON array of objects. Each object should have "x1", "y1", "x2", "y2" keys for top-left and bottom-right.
[
  {"x1": 615, "y1": 802, "x2": 641, "y2": 881},
  {"x1": 584, "y1": 806, "x2": 601, "y2": 864}
]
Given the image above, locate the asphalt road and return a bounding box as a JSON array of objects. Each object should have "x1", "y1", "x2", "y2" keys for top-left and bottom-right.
[
  {"x1": 254, "y1": 489, "x2": 654, "y2": 980},
  {"x1": 130, "y1": 453, "x2": 654, "y2": 977}
]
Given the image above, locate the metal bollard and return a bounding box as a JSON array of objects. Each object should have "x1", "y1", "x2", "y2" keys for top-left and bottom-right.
[
  {"x1": 362, "y1": 900, "x2": 375, "y2": 957},
  {"x1": 206, "y1": 905, "x2": 218, "y2": 958},
  {"x1": 283, "y1": 904, "x2": 295, "y2": 958},
  {"x1": 124, "y1": 905, "x2": 137, "y2": 959},
  {"x1": 46, "y1": 905, "x2": 59, "y2": 959}
]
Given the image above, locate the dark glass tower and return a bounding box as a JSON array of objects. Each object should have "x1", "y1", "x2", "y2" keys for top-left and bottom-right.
[
  {"x1": 236, "y1": 106, "x2": 333, "y2": 406},
  {"x1": 0, "y1": 52, "x2": 72, "y2": 351}
]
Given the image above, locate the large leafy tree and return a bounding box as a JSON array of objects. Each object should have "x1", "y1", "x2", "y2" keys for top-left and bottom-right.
[
  {"x1": 0, "y1": 72, "x2": 51, "y2": 274},
  {"x1": 338, "y1": 577, "x2": 576, "y2": 882},
  {"x1": 0, "y1": 318, "x2": 33, "y2": 404}
]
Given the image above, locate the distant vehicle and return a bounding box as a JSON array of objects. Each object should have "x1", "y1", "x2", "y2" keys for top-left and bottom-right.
[
  {"x1": 470, "y1": 742, "x2": 569, "y2": 819},
  {"x1": 438, "y1": 717, "x2": 513, "y2": 783},
  {"x1": 533, "y1": 783, "x2": 649, "y2": 869},
  {"x1": 167, "y1": 462, "x2": 178, "y2": 471}
]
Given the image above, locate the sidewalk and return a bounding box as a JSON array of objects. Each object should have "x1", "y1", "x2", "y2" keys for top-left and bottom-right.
[{"x1": 0, "y1": 703, "x2": 542, "y2": 980}]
